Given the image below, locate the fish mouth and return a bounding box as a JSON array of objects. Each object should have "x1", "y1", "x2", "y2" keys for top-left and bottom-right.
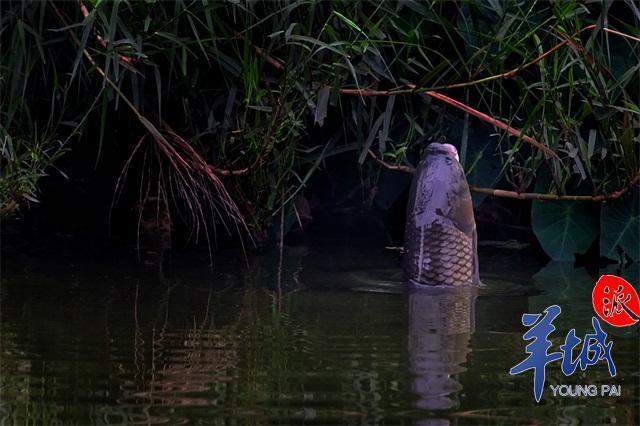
[{"x1": 426, "y1": 143, "x2": 459, "y2": 161}]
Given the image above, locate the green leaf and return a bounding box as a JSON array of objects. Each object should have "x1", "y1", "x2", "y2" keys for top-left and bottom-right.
[
  {"x1": 332, "y1": 11, "x2": 366, "y2": 37},
  {"x1": 532, "y1": 200, "x2": 599, "y2": 261},
  {"x1": 600, "y1": 188, "x2": 639, "y2": 262}
]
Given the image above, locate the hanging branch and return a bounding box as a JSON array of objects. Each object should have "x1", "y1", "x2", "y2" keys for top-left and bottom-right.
[
  {"x1": 55, "y1": 1, "x2": 275, "y2": 180},
  {"x1": 356, "y1": 25, "x2": 639, "y2": 93},
  {"x1": 422, "y1": 89, "x2": 557, "y2": 158},
  {"x1": 337, "y1": 25, "x2": 639, "y2": 103},
  {"x1": 347, "y1": 21, "x2": 640, "y2": 202},
  {"x1": 366, "y1": 149, "x2": 639, "y2": 202},
  {"x1": 339, "y1": 24, "x2": 640, "y2": 200},
  {"x1": 52, "y1": 1, "x2": 246, "y2": 228},
  {"x1": 340, "y1": 85, "x2": 557, "y2": 158}
]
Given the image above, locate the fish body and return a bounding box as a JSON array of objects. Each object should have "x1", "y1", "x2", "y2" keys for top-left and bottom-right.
[{"x1": 404, "y1": 143, "x2": 480, "y2": 287}]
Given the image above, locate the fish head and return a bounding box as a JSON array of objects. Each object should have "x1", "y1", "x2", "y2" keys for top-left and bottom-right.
[{"x1": 425, "y1": 142, "x2": 460, "y2": 162}]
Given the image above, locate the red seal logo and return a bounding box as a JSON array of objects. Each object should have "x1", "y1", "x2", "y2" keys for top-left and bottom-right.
[{"x1": 592, "y1": 275, "x2": 640, "y2": 327}]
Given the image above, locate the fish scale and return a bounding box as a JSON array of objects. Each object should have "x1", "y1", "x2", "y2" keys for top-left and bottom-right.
[{"x1": 410, "y1": 220, "x2": 473, "y2": 286}]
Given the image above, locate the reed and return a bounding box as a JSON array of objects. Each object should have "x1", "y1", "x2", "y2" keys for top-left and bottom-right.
[{"x1": 1, "y1": 1, "x2": 637, "y2": 256}]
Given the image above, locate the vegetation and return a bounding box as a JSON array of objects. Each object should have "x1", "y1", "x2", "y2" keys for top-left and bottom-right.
[{"x1": 1, "y1": 0, "x2": 638, "y2": 260}]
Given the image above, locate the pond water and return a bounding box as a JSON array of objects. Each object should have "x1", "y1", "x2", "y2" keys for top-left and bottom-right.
[{"x1": 1, "y1": 245, "x2": 638, "y2": 425}]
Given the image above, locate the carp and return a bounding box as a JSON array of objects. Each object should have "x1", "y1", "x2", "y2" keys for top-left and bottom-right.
[{"x1": 404, "y1": 142, "x2": 480, "y2": 287}]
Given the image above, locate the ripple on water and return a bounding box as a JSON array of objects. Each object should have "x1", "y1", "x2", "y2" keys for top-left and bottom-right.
[{"x1": 1, "y1": 248, "x2": 638, "y2": 425}]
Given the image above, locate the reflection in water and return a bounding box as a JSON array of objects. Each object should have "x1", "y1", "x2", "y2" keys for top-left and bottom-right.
[
  {"x1": 124, "y1": 289, "x2": 239, "y2": 409},
  {"x1": 408, "y1": 286, "x2": 476, "y2": 412},
  {"x1": 111, "y1": 261, "x2": 307, "y2": 423},
  {"x1": 1, "y1": 247, "x2": 638, "y2": 425}
]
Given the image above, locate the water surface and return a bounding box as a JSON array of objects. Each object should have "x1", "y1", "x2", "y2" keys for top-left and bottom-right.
[{"x1": 1, "y1": 245, "x2": 638, "y2": 424}]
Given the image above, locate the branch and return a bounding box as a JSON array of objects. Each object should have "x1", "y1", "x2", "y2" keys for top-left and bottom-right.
[
  {"x1": 422, "y1": 89, "x2": 557, "y2": 158},
  {"x1": 77, "y1": 0, "x2": 136, "y2": 65},
  {"x1": 591, "y1": 172, "x2": 640, "y2": 202},
  {"x1": 253, "y1": 46, "x2": 284, "y2": 71},
  {"x1": 340, "y1": 86, "x2": 557, "y2": 159},
  {"x1": 338, "y1": 25, "x2": 639, "y2": 96},
  {"x1": 367, "y1": 149, "x2": 415, "y2": 174},
  {"x1": 233, "y1": 31, "x2": 285, "y2": 71},
  {"x1": 55, "y1": 2, "x2": 275, "y2": 181},
  {"x1": 368, "y1": 149, "x2": 639, "y2": 203},
  {"x1": 469, "y1": 186, "x2": 592, "y2": 201},
  {"x1": 470, "y1": 172, "x2": 639, "y2": 201},
  {"x1": 410, "y1": 25, "x2": 639, "y2": 92}
]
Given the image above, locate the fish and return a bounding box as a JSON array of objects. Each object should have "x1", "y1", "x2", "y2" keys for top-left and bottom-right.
[{"x1": 404, "y1": 142, "x2": 480, "y2": 287}]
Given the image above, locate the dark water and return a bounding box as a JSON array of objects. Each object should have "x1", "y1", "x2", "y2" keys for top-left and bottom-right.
[{"x1": 1, "y1": 246, "x2": 638, "y2": 425}]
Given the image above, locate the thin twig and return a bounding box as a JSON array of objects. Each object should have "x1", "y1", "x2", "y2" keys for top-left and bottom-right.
[
  {"x1": 254, "y1": 45, "x2": 284, "y2": 71},
  {"x1": 77, "y1": 0, "x2": 136, "y2": 64},
  {"x1": 233, "y1": 31, "x2": 285, "y2": 71},
  {"x1": 367, "y1": 148, "x2": 639, "y2": 202},
  {"x1": 52, "y1": 3, "x2": 144, "y2": 122},
  {"x1": 591, "y1": 172, "x2": 640, "y2": 202},
  {"x1": 52, "y1": 0, "x2": 247, "y2": 248},
  {"x1": 423, "y1": 89, "x2": 557, "y2": 158},
  {"x1": 336, "y1": 25, "x2": 638, "y2": 96},
  {"x1": 367, "y1": 149, "x2": 415, "y2": 174},
  {"x1": 340, "y1": 86, "x2": 557, "y2": 158},
  {"x1": 385, "y1": 25, "x2": 639, "y2": 92},
  {"x1": 469, "y1": 172, "x2": 639, "y2": 201},
  {"x1": 599, "y1": 26, "x2": 640, "y2": 43}
]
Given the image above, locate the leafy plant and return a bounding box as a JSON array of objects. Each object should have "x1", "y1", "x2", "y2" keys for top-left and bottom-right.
[
  {"x1": 531, "y1": 199, "x2": 599, "y2": 261},
  {"x1": 1, "y1": 0, "x2": 637, "y2": 257},
  {"x1": 0, "y1": 132, "x2": 67, "y2": 217}
]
